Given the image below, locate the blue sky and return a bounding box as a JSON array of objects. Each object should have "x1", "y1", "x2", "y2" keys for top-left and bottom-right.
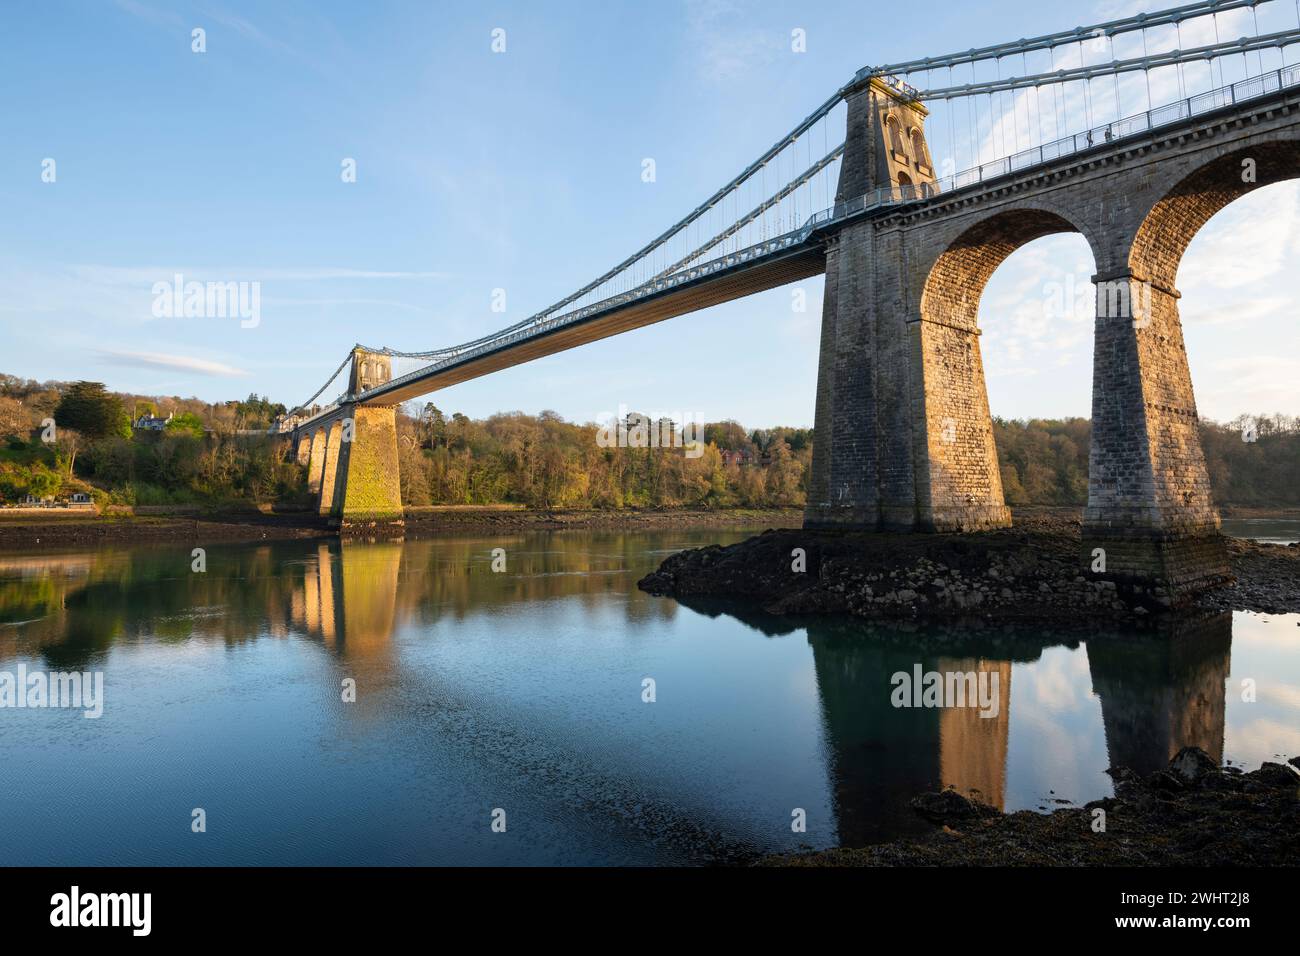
[{"x1": 2, "y1": 0, "x2": 1296, "y2": 427}]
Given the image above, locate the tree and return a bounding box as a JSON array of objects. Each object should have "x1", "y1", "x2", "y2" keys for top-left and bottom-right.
[
  {"x1": 164, "y1": 412, "x2": 206, "y2": 438},
  {"x1": 419, "y1": 403, "x2": 446, "y2": 448},
  {"x1": 764, "y1": 440, "x2": 804, "y2": 507},
  {"x1": 0, "y1": 396, "x2": 30, "y2": 440},
  {"x1": 54, "y1": 382, "x2": 130, "y2": 440}
]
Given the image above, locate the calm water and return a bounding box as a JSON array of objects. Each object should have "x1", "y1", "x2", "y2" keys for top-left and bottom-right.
[
  {"x1": 1220, "y1": 517, "x2": 1300, "y2": 545},
  {"x1": 0, "y1": 529, "x2": 1296, "y2": 866}
]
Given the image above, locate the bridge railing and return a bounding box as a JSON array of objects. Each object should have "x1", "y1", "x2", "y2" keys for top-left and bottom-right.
[
  {"x1": 343, "y1": 61, "x2": 1300, "y2": 410},
  {"x1": 920, "y1": 64, "x2": 1300, "y2": 205}
]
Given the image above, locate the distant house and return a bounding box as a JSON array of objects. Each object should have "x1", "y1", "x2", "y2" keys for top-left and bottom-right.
[
  {"x1": 134, "y1": 411, "x2": 173, "y2": 431},
  {"x1": 274, "y1": 412, "x2": 309, "y2": 434},
  {"x1": 720, "y1": 449, "x2": 754, "y2": 468},
  {"x1": 69, "y1": 492, "x2": 93, "y2": 506},
  {"x1": 18, "y1": 494, "x2": 52, "y2": 507}
]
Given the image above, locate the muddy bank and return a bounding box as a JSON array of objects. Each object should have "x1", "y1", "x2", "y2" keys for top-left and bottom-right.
[
  {"x1": 0, "y1": 512, "x2": 332, "y2": 549},
  {"x1": 637, "y1": 513, "x2": 1300, "y2": 622},
  {"x1": 400, "y1": 507, "x2": 801, "y2": 536},
  {"x1": 763, "y1": 749, "x2": 1300, "y2": 866},
  {"x1": 0, "y1": 507, "x2": 803, "y2": 550}
]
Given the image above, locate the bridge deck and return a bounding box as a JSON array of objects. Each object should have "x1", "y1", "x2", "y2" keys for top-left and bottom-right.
[{"x1": 362, "y1": 241, "x2": 826, "y2": 406}]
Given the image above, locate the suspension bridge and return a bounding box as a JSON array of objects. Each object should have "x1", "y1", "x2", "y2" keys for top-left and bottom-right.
[{"x1": 287, "y1": 0, "x2": 1300, "y2": 597}]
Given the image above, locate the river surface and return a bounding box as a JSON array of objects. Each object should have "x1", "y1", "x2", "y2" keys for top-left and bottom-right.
[
  {"x1": 1220, "y1": 517, "x2": 1300, "y2": 545},
  {"x1": 0, "y1": 528, "x2": 1296, "y2": 865}
]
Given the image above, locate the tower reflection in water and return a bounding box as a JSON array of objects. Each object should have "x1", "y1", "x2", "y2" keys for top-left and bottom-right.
[{"x1": 803, "y1": 613, "x2": 1231, "y2": 846}]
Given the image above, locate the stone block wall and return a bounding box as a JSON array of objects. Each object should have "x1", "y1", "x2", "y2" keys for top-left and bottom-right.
[
  {"x1": 333, "y1": 405, "x2": 404, "y2": 524},
  {"x1": 912, "y1": 317, "x2": 1010, "y2": 531}
]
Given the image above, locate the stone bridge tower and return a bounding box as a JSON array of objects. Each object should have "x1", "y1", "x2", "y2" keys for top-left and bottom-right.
[
  {"x1": 293, "y1": 348, "x2": 404, "y2": 529},
  {"x1": 805, "y1": 74, "x2": 1005, "y2": 533},
  {"x1": 348, "y1": 347, "x2": 393, "y2": 396},
  {"x1": 802, "y1": 62, "x2": 1261, "y2": 599}
]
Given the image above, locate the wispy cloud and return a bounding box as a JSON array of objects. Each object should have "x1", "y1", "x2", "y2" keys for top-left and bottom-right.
[
  {"x1": 70, "y1": 265, "x2": 452, "y2": 286},
  {"x1": 112, "y1": 0, "x2": 183, "y2": 28},
  {"x1": 685, "y1": 0, "x2": 784, "y2": 84},
  {"x1": 95, "y1": 349, "x2": 250, "y2": 377}
]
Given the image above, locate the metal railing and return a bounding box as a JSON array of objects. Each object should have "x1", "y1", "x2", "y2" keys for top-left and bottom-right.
[{"x1": 925, "y1": 64, "x2": 1300, "y2": 196}]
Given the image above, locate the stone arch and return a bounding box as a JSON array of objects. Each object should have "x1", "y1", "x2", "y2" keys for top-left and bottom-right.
[
  {"x1": 885, "y1": 114, "x2": 906, "y2": 156},
  {"x1": 910, "y1": 204, "x2": 1100, "y2": 533},
  {"x1": 919, "y1": 205, "x2": 1098, "y2": 331},
  {"x1": 1129, "y1": 139, "x2": 1300, "y2": 291},
  {"x1": 897, "y1": 170, "x2": 913, "y2": 188},
  {"x1": 1079, "y1": 140, "x2": 1300, "y2": 583},
  {"x1": 908, "y1": 126, "x2": 930, "y2": 168}
]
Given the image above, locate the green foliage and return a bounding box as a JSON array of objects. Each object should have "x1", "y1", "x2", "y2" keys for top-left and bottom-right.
[
  {"x1": 164, "y1": 412, "x2": 206, "y2": 438},
  {"x1": 396, "y1": 410, "x2": 811, "y2": 510},
  {"x1": 54, "y1": 381, "x2": 130, "y2": 440},
  {"x1": 993, "y1": 417, "x2": 1090, "y2": 505},
  {"x1": 994, "y1": 416, "x2": 1300, "y2": 507},
  {"x1": 5, "y1": 368, "x2": 1295, "y2": 513},
  {"x1": 0, "y1": 458, "x2": 63, "y2": 500},
  {"x1": 231, "y1": 394, "x2": 286, "y2": 430}
]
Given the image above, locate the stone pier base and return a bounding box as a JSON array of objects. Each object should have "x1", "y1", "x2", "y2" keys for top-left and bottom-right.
[
  {"x1": 1082, "y1": 530, "x2": 1232, "y2": 607},
  {"x1": 313, "y1": 404, "x2": 404, "y2": 528}
]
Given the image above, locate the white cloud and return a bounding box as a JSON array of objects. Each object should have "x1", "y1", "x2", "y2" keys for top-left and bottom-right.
[
  {"x1": 94, "y1": 349, "x2": 250, "y2": 377},
  {"x1": 70, "y1": 265, "x2": 451, "y2": 286}
]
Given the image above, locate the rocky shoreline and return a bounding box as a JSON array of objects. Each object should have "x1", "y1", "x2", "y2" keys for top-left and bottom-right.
[
  {"x1": 637, "y1": 513, "x2": 1300, "y2": 622},
  {"x1": 762, "y1": 749, "x2": 1300, "y2": 866}
]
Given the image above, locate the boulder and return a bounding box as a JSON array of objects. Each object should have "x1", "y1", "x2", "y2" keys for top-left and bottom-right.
[{"x1": 1169, "y1": 746, "x2": 1219, "y2": 784}]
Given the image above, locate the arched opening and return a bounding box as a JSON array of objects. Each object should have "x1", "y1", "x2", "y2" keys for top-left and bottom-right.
[
  {"x1": 1179, "y1": 179, "x2": 1300, "y2": 421},
  {"x1": 1126, "y1": 141, "x2": 1300, "y2": 526},
  {"x1": 923, "y1": 209, "x2": 1089, "y2": 331},
  {"x1": 896, "y1": 171, "x2": 913, "y2": 187},
  {"x1": 920, "y1": 208, "x2": 1098, "y2": 522},
  {"x1": 1130, "y1": 141, "x2": 1300, "y2": 292},
  {"x1": 885, "y1": 114, "x2": 906, "y2": 156},
  {"x1": 908, "y1": 127, "x2": 930, "y2": 170}
]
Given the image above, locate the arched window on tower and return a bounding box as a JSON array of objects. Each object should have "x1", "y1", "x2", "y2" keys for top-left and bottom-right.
[
  {"x1": 886, "y1": 115, "x2": 906, "y2": 158},
  {"x1": 909, "y1": 127, "x2": 932, "y2": 172}
]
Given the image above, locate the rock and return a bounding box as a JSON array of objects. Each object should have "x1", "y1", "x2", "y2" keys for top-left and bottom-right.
[
  {"x1": 1290, "y1": 755, "x2": 1300, "y2": 770},
  {"x1": 910, "y1": 788, "x2": 1000, "y2": 825},
  {"x1": 1169, "y1": 746, "x2": 1219, "y2": 784},
  {"x1": 1247, "y1": 762, "x2": 1300, "y2": 787}
]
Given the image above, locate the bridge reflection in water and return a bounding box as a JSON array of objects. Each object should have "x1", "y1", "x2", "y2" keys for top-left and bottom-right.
[
  {"x1": 674, "y1": 596, "x2": 1232, "y2": 845},
  {"x1": 0, "y1": 541, "x2": 1236, "y2": 851}
]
